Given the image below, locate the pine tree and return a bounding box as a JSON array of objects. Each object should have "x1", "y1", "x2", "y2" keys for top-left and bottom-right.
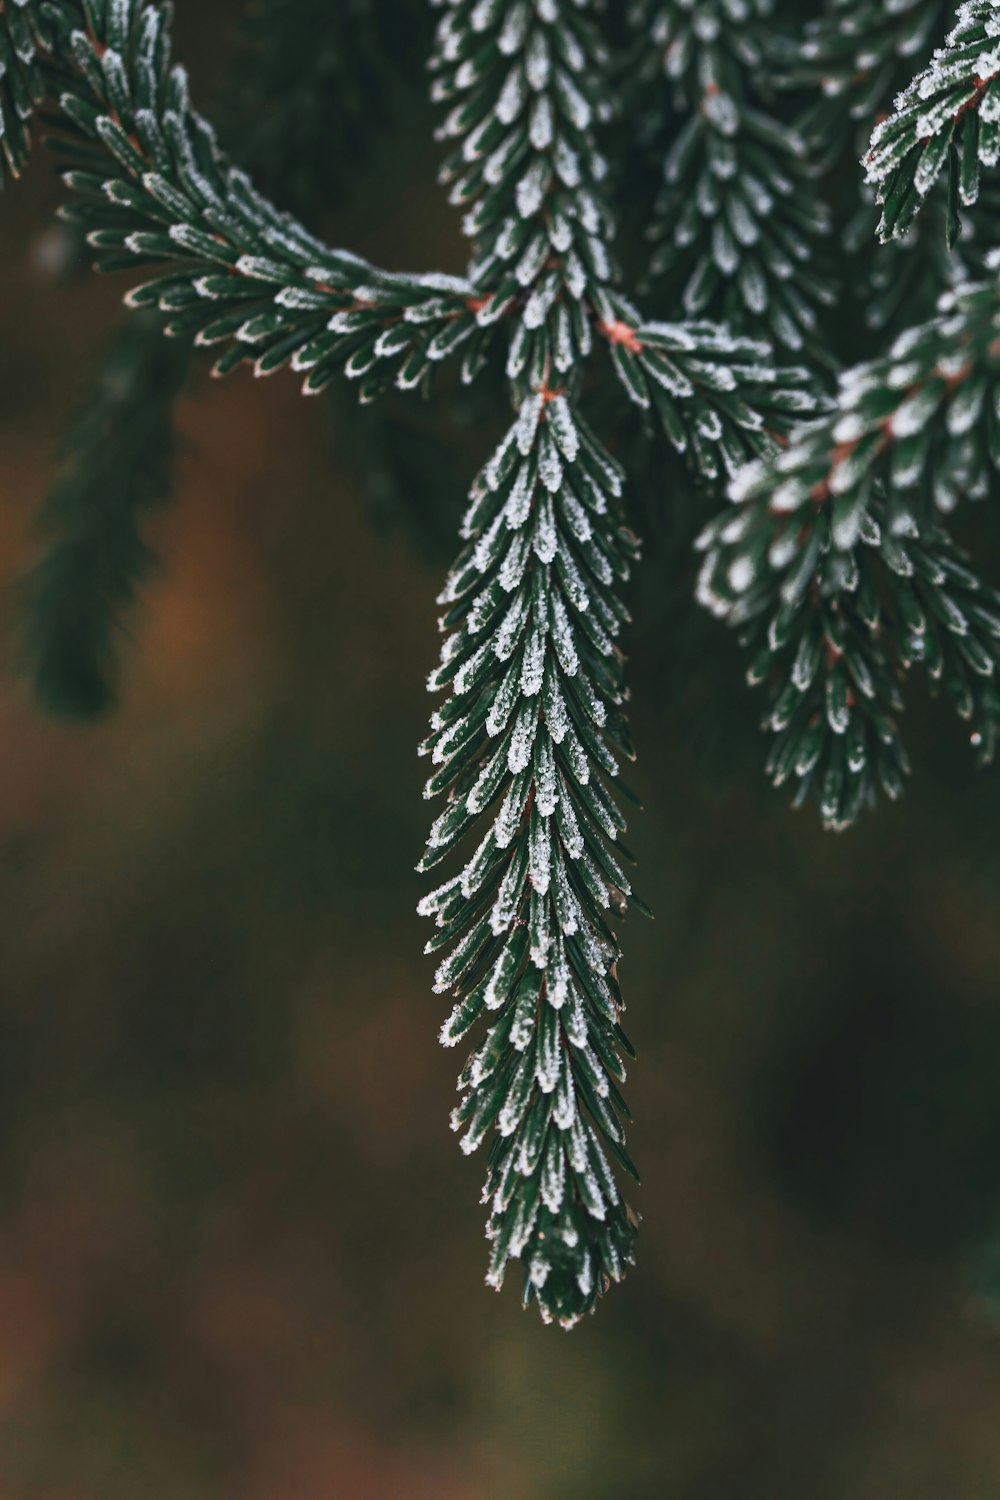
[{"x1": 3, "y1": 0, "x2": 1000, "y2": 1326}]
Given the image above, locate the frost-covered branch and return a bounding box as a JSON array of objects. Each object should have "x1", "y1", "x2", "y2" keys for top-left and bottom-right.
[
  {"x1": 18, "y1": 0, "x2": 481, "y2": 392},
  {"x1": 697, "y1": 278, "x2": 1000, "y2": 825},
  {"x1": 866, "y1": 0, "x2": 1000, "y2": 244},
  {"x1": 420, "y1": 395, "x2": 643, "y2": 1326},
  {"x1": 425, "y1": 0, "x2": 646, "y2": 1325},
  {"x1": 419, "y1": 0, "x2": 831, "y2": 1321},
  {"x1": 11, "y1": 0, "x2": 977, "y2": 1326}
]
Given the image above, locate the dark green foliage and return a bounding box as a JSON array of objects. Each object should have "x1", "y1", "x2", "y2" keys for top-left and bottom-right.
[
  {"x1": 702, "y1": 279, "x2": 1000, "y2": 829},
  {"x1": 223, "y1": 0, "x2": 423, "y2": 218},
  {"x1": 693, "y1": 1, "x2": 1000, "y2": 839},
  {"x1": 21, "y1": 316, "x2": 188, "y2": 717},
  {"x1": 0, "y1": 0, "x2": 44, "y2": 184},
  {"x1": 23, "y1": 0, "x2": 419, "y2": 720},
  {"x1": 636, "y1": 0, "x2": 835, "y2": 358},
  {"x1": 789, "y1": 0, "x2": 951, "y2": 141},
  {"x1": 425, "y1": 0, "x2": 645, "y2": 1324},
  {"x1": 6, "y1": 0, "x2": 1000, "y2": 1326},
  {"x1": 11, "y1": 1, "x2": 477, "y2": 396},
  {"x1": 419, "y1": 0, "x2": 816, "y2": 1323},
  {"x1": 420, "y1": 402, "x2": 644, "y2": 1325}
]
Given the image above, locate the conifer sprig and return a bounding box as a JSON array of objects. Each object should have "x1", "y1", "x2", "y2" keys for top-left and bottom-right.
[
  {"x1": 699, "y1": 276, "x2": 1000, "y2": 826},
  {"x1": 420, "y1": 394, "x2": 643, "y2": 1326},
  {"x1": 636, "y1": 0, "x2": 835, "y2": 358},
  {"x1": 866, "y1": 0, "x2": 1000, "y2": 245},
  {"x1": 700, "y1": 485, "x2": 1000, "y2": 826},
  {"x1": 420, "y1": 0, "x2": 825, "y2": 1319},
  {"x1": 701, "y1": 494, "x2": 913, "y2": 832},
  {"x1": 0, "y1": 0, "x2": 44, "y2": 185},
  {"x1": 28, "y1": 0, "x2": 479, "y2": 392},
  {"x1": 425, "y1": 0, "x2": 647, "y2": 1323}
]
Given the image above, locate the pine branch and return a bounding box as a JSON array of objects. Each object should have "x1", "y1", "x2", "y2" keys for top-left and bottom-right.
[
  {"x1": 420, "y1": 0, "x2": 822, "y2": 1322},
  {"x1": 425, "y1": 0, "x2": 647, "y2": 1325},
  {"x1": 0, "y1": 0, "x2": 45, "y2": 184},
  {"x1": 19, "y1": 314, "x2": 188, "y2": 717},
  {"x1": 717, "y1": 281, "x2": 1000, "y2": 535},
  {"x1": 29, "y1": 0, "x2": 482, "y2": 392},
  {"x1": 866, "y1": 0, "x2": 1000, "y2": 246},
  {"x1": 697, "y1": 280, "x2": 1000, "y2": 825},
  {"x1": 635, "y1": 0, "x2": 835, "y2": 358},
  {"x1": 700, "y1": 495, "x2": 1000, "y2": 825},
  {"x1": 22, "y1": 0, "x2": 416, "y2": 719},
  {"x1": 18, "y1": 1, "x2": 818, "y2": 462},
  {"x1": 420, "y1": 396, "x2": 643, "y2": 1326}
]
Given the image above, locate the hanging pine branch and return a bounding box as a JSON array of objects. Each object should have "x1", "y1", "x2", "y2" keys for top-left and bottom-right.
[
  {"x1": 791, "y1": 0, "x2": 951, "y2": 136},
  {"x1": 6, "y1": 0, "x2": 1000, "y2": 1325},
  {"x1": 419, "y1": 0, "x2": 825, "y2": 1322},
  {"x1": 421, "y1": 0, "x2": 646, "y2": 1325}
]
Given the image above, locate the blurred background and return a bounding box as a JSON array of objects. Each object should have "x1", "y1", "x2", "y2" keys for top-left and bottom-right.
[{"x1": 2, "y1": 3, "x2": 1000, "y2": 1496}]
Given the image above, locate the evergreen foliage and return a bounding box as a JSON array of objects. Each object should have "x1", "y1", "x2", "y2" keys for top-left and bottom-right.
[
  {"x1": 4, "y1": 0, "x2": 1000, "y2": 1324},
  {"x1": 19, "y1": 0, "x2": 414, "y2": 714},
  {"x1": 637, "y1": 0, "x2": 835, "y2": 357},
  {"x1": 708, "y1": 0, "x2": 1000, "y2": 835},
  {"x1": 866, "y1": 0, "x2": 1000, "y2": 244},
  {"x1": 0, "y1": 0, "x2": 43, "y2": 185},
  {"x1": 21, "y1": 315, "x2": 188, "y2": 717}
]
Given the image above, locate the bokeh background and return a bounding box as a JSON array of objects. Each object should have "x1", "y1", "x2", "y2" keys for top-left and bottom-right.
[{"x1": 2, "y1": 4, "x2": 1000, "y2": 1497}]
